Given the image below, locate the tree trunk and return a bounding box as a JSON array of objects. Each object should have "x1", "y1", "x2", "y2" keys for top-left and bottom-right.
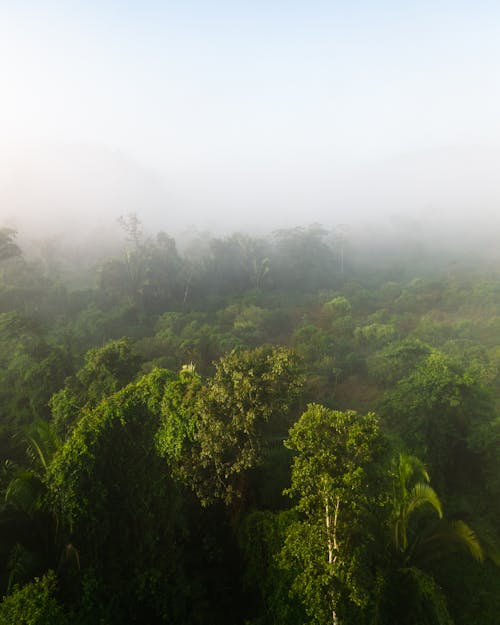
[{"x1": 325, "y1": 495, "x2": 341, "y2": 625}]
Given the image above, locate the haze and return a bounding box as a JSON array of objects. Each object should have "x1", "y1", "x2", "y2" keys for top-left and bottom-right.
[{"x1": 1, "y1": 1, "x2": 499, "y2": 241}]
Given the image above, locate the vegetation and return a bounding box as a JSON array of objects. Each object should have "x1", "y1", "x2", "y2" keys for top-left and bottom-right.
[{"x1": 0, "y1": 219, "x2": 499, "y2": 624}]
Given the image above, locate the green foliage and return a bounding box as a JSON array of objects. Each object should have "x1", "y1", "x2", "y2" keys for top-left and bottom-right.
[
  {"x1": 367, "y1": 338, "x2": 430, "y2": 387},
  {"x1": 2, "y1": 222, "x2": 500, "y2": 623},
  {"x1": 0, "y1": 420, "x2": 64, "y2": 593},
  {"x1": 374, "y1": 452, "x2": 486, "y2": 625},
  {"x1": 391, "y1": 454, "x2": 442, "y2": 553},
  {"x1": 196, "y1": 346, "x2": 303, "y2": 503},
  {"x1": 0, "y1": 313, "x2": 70, "y2": 424},
  {"x1": 204, "y1": 233, "x2": 271, "y2": 294},
  {"x1": 47, "y1": 369, "x2": 209, "y2": 623},
  {"x1": 389, "y1": 452, "x2": 484, "y2": 567},
  {"x1": 0, "y1": 571, "x2": 67, "y2": 625},
  {"x1": 291, "y1": 324, "x2": 331, "y2": 364},
  {"x1": 155, "y1": 366, "x2": 202, "y2": 468},
  {"x1": 282, "y1": 405, "x2": 388, "y2": 623},
  {"x1": 323, "y1": 295, "x2": 352, "y2": 317},
  {"x1": 239, "y1": 510, "x2": 305, "y2": 625},
  {"x1": 372, "y1": 567, "x2": 453, "y2": 625},
  {"x1": 50, "y1": 338, "x2": 141, "y2": 435},
  {"x1": 144, "y1": 310, "x2": 245, "y2": 374},
  {"x1": 48, "y1": 368, "x2": 171, "y2": 530},
  {"x1": 5, "y1": 419, "x2": 61, "y2": 515},
  {"x1": 77, "y1": 338, "x2": 141, "y2": 401},
  {"x1": 158, "y1": 346, "x2": 304, "y2": 506},
  {"x1": 381, "y1": 349, "x2": 490, "y2": 489},
  {"x1": 272, "y1": 225, "x2": 338, "y2": 291},
  {"x1": 354, "y1": 322, "x2": 397, "y2": 348}
]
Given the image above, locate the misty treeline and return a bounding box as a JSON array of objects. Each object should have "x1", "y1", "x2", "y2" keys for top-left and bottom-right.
[{"x1": 0, "y1": 216, "x2": 500, "y2": 624}]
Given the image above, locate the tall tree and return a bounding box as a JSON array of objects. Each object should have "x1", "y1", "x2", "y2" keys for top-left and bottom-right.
[
  {"x1": 157, "y1": 346, "x2": 304, "y2": 507},
  {"x1": 382, "y1": 349, "x2": 490, "y2": 491},
  {"x1": 281, "y1": 405, "x2": 388, "y2": 625},
  {"x1": 0, "y1": 228, "x2": 21, "y2": 262}
]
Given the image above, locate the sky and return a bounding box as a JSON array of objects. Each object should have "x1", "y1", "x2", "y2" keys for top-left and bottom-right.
[{"x1": 0, "y1": 1, "x2": 499, "y2": 237}]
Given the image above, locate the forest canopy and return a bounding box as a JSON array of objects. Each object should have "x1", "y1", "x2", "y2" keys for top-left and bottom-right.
[{"x1": 0, "y1": 219, "x2": 499, "y2": 625}]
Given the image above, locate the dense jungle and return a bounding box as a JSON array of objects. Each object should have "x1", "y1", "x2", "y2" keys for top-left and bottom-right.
[{"x1": 0, "y1": 217, "x2": 499, "y2": 625}]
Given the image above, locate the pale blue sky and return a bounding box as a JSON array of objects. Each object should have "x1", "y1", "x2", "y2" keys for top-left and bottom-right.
[{"x1": 1, "y1": 1, "x2": 499, "y2": 233}]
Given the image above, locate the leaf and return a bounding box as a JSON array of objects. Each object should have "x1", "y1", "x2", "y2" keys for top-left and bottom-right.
[{"x1": 406, "y1": 483, "x2": 443, "y2": 520}]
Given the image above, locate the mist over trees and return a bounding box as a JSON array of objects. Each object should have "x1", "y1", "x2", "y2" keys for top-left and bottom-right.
[
  {"x1": 0, "y1": 216, "x2": 499, "y2": 624},
  {"x1": 3, "y1": 0, "x2": 500, "y2": 620}
]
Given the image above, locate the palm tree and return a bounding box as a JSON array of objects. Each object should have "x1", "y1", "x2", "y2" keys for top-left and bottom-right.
[
  {"x1": 391, "y1": 453, "x2": 483, "y2": 565},
  {"x1": 4, "y1": 419, "x2": 61, "y2": 514},
  {"x1": 392, "y1": 453, "x2": 443, "y2": 554},
  {"x1": 1, "y1": 420, "x2": 65, "y2": 592},
  {"x1": 373, "y1": 453, "x2": 483, "y2": 625}
]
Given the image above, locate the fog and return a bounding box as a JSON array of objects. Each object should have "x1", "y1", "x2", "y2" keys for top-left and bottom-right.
[{"x1": 1, "y1": 1, "x2": 499, "y2": 250}]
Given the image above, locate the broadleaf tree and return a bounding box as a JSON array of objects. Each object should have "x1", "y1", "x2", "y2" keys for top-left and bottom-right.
[{"x1": 281, "y1": 405, "x2": 388, "y2": 625}]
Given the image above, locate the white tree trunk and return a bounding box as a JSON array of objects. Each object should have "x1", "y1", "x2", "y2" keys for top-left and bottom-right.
[{"x1": 325, "y1": 496, "x2": 341, "y2": 625}]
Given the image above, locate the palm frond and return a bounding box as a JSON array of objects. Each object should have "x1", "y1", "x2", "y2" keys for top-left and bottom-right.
[
  {"x1": 4, "y1": 469, "x2": 43, "y2": 514},
  {"x1": 449, "y1": 520, "x2": 484, "y2": 562},
  {"x1": 395, "y1": 453, "x2": 430, "y2": 489},
  {"x1": 416, "y1": 520, "x2": 484, "y2": 564},
  {"x1": 24, "y1": 419, "x2": 61, "y2": 474},
  {"x1": 406, "y1": 483, "x2": 443, "y2": 520},
  {"x1": 6, "y1": 543, "x2": 41, "y2": 593}
]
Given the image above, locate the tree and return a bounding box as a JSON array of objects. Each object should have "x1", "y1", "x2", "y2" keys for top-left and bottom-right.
[
  {"x1": 281, "y1": 405, "x2": 388, "y2": 625},
  {"x1": 157, "y1": 346, "x2": 304, "y2": 506},
  {"x1": 141, "y1": 231, "x2": 183, "y2": 312},
  {"x1": 1, "y1": 419, "x2": 66, "y2": 593},
  {"x1": 272, "y1": 225, "x2": 337, "y2": 291},
  {"x1": 366, "y1": 339, "x2": 430, "y2": 388},
  {"x1": 203, "y1": 234, "x2": 270, "y2": 295},
  {"x1": 47, "y1": 369, "x2": 195, "y2": 623},
  {"x1": 239, "y1": 509, "x2": 306, "y2": 625},
  {"x1": 155, "y1": 364, "x2": 202, "y2": 473},
  {"x1": 390, "y1": 453, "x2": 483, "y2": 565},
  {"x1": 391, "y1": 453, "x2": 443, "y2": 554},
  {"x1": 0, "y1": 570, "x2": 67, "y2": 625},
  {"x1": 48, "y1": 367, "x2": 251, "y2": 624},
  {"x1": 373, "y1": 453, "x2": 484, "y2": 625},
  {"x1": 381, "y1": 349, "x2": 490, "y2": 491},
  {"x1": 5, "y1": 420, "x2": 62, "y2": 514},
  {"x1": 50, "y1": 338, "x2": 141, "y2": 435},
  {"x1": 0, "y1": 313, "x2": 70, "y2": 426},
  {"x1": 0, "y1": 228, "x2": 21, "y2": 264}
]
